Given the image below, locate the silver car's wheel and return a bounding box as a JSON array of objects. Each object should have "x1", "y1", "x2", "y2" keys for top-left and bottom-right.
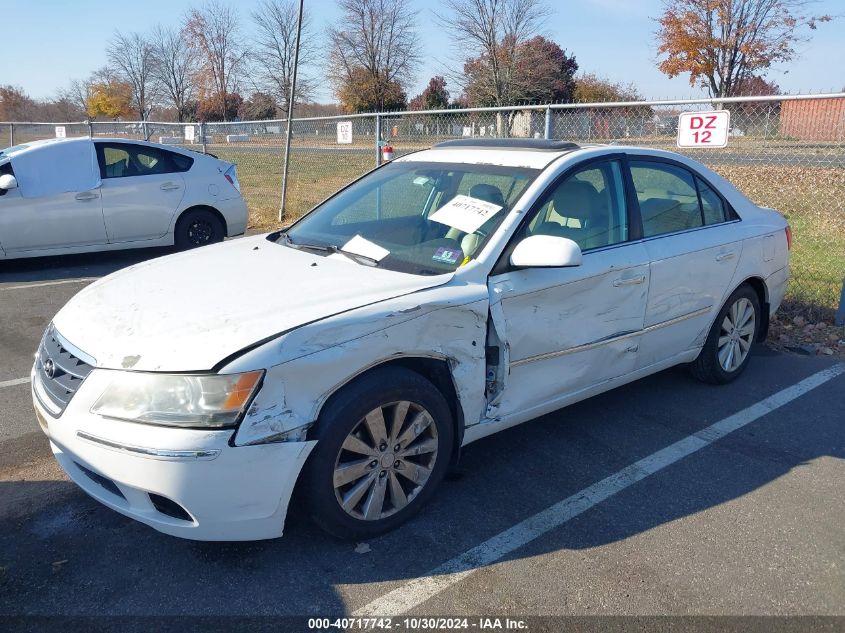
[
  {"x1": 333, "y1": 401, "x2": 439, "y2": 521},
  {"x1": 717, "y1": 297, "x2": 756, "y2": 372},
  {"x1": 690, "y1": 284, "x2": 760, "y2": 384}
]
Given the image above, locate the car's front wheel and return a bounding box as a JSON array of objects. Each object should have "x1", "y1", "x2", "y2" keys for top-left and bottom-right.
[
  {"x1": 690, "y1": 284, "x2": 760, "y2": 384},
  {"x1": 174, "y1": 208, "x2": 225, "y2": 250},
  {"x1": 302, "y1": 366, "x2": 454, "y2": 539}
]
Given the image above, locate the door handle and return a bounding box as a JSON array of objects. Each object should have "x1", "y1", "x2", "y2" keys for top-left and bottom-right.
[
  {"x1": 715, "y1": 251, "x2": 735, "y2": 262},
  {"x1": 612, "y1": 274, "x2": 646, "y2": 287},
  {"x1": 75, "y1": 192, "x2": 98, "y2": 201},
  {"x1": 160, "y1": 182, "x2": 181, "y2": 191}
]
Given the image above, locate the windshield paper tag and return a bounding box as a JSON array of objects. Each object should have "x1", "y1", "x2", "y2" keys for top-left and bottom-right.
[
  {"x1": 429, "y1": 194, "x2": 503, "y2": 234},
  {"x1": 432, "y1": 247, "x2": 463, "y2": 265},
  {"x1": 342, "y1": 234, "x2": 390, "y2": 261}
]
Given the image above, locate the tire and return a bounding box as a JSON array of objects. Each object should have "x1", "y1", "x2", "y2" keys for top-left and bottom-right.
[
  {"x1": 690, "y1": 284, "x2": 760, "y2": 384},
  {"x1": 174, "y1": 208, "x2": 225, "y2": 250},
  {"x1": 302, "y1": 366, "x2": 455, "y2": 540}
]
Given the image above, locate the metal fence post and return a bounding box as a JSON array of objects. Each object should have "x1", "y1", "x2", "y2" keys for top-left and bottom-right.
[
  {"x1": 375, "y1": 114, "x2": 382, "y2": 168},
  {"x1": 200, "y1": 121, "x2": 207, "y2": 154},
  {"x1": 836, "y1": 278, "x2": 845, "y2": 326},
  {"x1": 544, "y1": 106, "x2": 552, "y2": 139},
  {"x1": 9, "y1": 122, "x2": 14, "y2": 147},
  {"x1": 86, "y1": 120, "x2": 93, "y2": 137}
]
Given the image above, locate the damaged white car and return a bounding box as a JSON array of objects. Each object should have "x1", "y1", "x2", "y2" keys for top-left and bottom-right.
[{"x1": 32, "y1": 139, "x2": 790, "y2": 541}]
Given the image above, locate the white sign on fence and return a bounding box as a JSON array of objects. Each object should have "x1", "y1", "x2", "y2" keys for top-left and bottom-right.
[
  {"x1": 184, "y1": 125, "x2": 195, "y2": 142},
  {"x1": 55, "y1": 126, "x2": 66, "y2": 138},
  {"x1": 337, "y1": 121, "x2": 353, "y2": 144},
  {"x1": 677, "y1": 110, "x2": 730, "y2": 148}
]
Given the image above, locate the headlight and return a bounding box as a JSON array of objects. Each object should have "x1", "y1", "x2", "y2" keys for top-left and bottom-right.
[{"x1": 90, "y1": 370, "x2": 264, "y2": 428}]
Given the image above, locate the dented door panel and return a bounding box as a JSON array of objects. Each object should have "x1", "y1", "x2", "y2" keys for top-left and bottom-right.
[{"x1": 487, "y1": 242, "x2": 651, "y2": 420}]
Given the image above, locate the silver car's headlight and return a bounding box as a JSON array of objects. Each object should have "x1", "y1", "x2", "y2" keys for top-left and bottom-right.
[{"x1": 90, "y1": 370, "x2": 264, "y2": 428}]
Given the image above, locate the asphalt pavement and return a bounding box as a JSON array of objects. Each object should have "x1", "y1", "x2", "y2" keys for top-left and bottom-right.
[{"x1": 0, "y1": 245, "x2": 843, "y2": 625}]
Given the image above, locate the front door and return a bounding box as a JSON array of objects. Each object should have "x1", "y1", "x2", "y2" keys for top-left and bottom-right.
[
  {"x1": 488, "y1": 158, "x2": 650, "y2": 420},
  {"x1": 0, "y1": 142, "x2": 107, "y2": 252}
]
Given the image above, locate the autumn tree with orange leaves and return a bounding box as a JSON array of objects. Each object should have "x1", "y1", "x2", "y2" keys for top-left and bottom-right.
[{"x1": 655, "y1": 0, "x2": 832, "y2": 98}]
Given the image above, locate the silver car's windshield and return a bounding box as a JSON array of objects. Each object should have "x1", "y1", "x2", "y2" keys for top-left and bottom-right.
[{"x1": 280, "y1": 160, "x2": 539, "y2": 275}]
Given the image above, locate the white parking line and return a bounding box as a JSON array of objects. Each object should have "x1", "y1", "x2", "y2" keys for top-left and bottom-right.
[
  {"x1": 0, "y1": 377, "x2": 31, "y2": 389},
  {"x1": 1, "y1": 278, "x2": 96, "y2": 291},
  {"x1": 354, "y1": 363, "x2": 845, "y2": 616}
]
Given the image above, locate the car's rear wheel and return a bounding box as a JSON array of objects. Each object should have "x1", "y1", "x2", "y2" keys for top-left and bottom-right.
[
  {"x1": 174, "y1": 209, "x2": 225, "y2": 250},
  {"x1": 302, "y1": 366, "x2": 454, "y2": 539},
  {"x1": 690, "y1": 284, "x2": 760, "y2": 384}
]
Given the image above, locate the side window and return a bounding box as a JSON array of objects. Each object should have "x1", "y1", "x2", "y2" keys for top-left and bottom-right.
[
  {"x1": 100, "y1": 146, "x2": 131, "y2": 179},
  {"x1": 98, "y1": 144, "x2": 190, "y2": 179},
  {"x1": 630, "y1": 161, "x2": 703, "y2": 237},
  {"x1": 522, "y1": 160, "x2": 629, "y2": 251},
  {"x1": 697, "y1": 177, "x2": 727, "y2": 225},
  {"x1": 169, "y1": 151, "x2": 193, "y2": 172}
]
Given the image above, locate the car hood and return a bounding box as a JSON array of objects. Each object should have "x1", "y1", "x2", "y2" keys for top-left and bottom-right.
[{"x1": 52, "y1": 235, "x2": 452, "y2": 372}]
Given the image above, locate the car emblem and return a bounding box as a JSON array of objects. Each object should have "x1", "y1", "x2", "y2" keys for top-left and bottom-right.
[{"x1": 44, "y1": 358, "x2": 56, "y2": 379}]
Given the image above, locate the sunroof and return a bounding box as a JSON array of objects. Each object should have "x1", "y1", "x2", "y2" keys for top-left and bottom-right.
[{"x1": 433, "y1": 138, "x2": 580, "y2": 151}]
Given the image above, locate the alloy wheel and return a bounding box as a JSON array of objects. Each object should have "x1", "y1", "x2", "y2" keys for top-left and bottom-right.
[
  {"x1": 718, "y1": 297, "x2": 755, "y2": 372},
  {"x1": 187, "y1": 220, "x2": 213, "y2": 245},
  {"x1": 332, "y1": 401, "x2": 439, "y2": 521}
]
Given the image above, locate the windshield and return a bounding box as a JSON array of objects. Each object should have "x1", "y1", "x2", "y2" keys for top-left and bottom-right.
[{"x1": 281, "y1": 160, "x2": 539, "y2": 275}]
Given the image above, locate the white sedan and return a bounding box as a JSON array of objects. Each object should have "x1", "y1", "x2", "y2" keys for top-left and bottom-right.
[
  {"x1": 32, "y1": 139, "x2": 790, "y2": 541},
  {"x1": 0, "y1": 137, "x2": 247, "y2": 259}
]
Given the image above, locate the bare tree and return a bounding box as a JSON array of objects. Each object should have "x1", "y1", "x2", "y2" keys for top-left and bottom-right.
[
  {"x1": 150, "y1": 24, "x2": 198, "y2": 122},
  {"x1": 106, "y1": 31, "x2": 157, "y2": 119},
  {"x1": 439, "y1": 0, "x2": 550, "y2": 108},
  {"x1": 184, "y1": 1, "x2": 247, "y2": 121},
  {"x1": 57, "y1": 78, "x2": 92, "y2": 116},
  {"x1": 328, "y1": 0, "x2": 420, "y2": 112},
  {"x1": 250, "y1": 0, "x2": 316, "y2": 115}
]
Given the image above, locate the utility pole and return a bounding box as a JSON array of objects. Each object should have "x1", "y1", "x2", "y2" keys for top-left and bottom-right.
[{"x1": 279, "y1": 0, "x2": 304, "y2": 223}]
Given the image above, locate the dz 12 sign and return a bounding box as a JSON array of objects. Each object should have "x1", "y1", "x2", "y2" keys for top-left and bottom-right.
[
  {"x1": 337, "y1": 121, "x2": 353, "y2": 144},
  {"x1": 677, "y1": 110, "x2": 730, "y2": 148}
]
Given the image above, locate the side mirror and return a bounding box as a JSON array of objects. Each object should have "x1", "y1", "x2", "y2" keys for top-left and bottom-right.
[
  {"x1": 0, "y1": 174, "x2": 17, "y2": 191},
  {"x1": 510, "y1": 234, "x2": 582, "y2": 268}
]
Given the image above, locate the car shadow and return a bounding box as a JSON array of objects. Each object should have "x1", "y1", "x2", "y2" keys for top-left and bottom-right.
[
  {"x1": 0, "y1": 246, "x2": 176, "y2": 284},
  {"x1": 0, "y1": 352, "x2": 842, "y2": 615},
  {"x1": 0, "y1": 233, "x2": 258, "y2": 285}
]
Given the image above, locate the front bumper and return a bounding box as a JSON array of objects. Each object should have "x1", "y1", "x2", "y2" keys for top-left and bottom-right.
[{"x1": 33, "y1": 367, "x2": 314, "y2": 541}]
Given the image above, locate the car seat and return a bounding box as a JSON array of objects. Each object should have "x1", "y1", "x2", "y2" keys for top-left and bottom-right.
[{"x1": 536, "y1": 180, "x2": 610, "y2": 250}]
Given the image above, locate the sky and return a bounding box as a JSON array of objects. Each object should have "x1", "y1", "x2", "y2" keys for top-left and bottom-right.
[{"x1": 2, "y1": 0, "x2": 843, "y2": 104}]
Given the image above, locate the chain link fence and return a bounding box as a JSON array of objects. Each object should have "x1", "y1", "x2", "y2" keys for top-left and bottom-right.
[{"x1": 2, "y1": 93, "x2": 844, "y2": 318}]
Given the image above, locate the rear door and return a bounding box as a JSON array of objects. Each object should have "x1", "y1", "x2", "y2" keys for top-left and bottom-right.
[
  {"x1": 96, "y1": 142, "x2": 187, "y2": 242},
  {"x1": 628, "y1": 158, "x2": 742, "y2": 369}
]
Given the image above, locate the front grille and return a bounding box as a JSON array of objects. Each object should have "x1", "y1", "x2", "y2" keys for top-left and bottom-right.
[{"x1": 35, "y1": 326, "x2": 94, "y2": 414}]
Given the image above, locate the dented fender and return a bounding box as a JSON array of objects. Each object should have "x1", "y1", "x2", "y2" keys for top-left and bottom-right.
[{"x1": 225, "y1": 284, "x2": 490, "y2": 447}]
